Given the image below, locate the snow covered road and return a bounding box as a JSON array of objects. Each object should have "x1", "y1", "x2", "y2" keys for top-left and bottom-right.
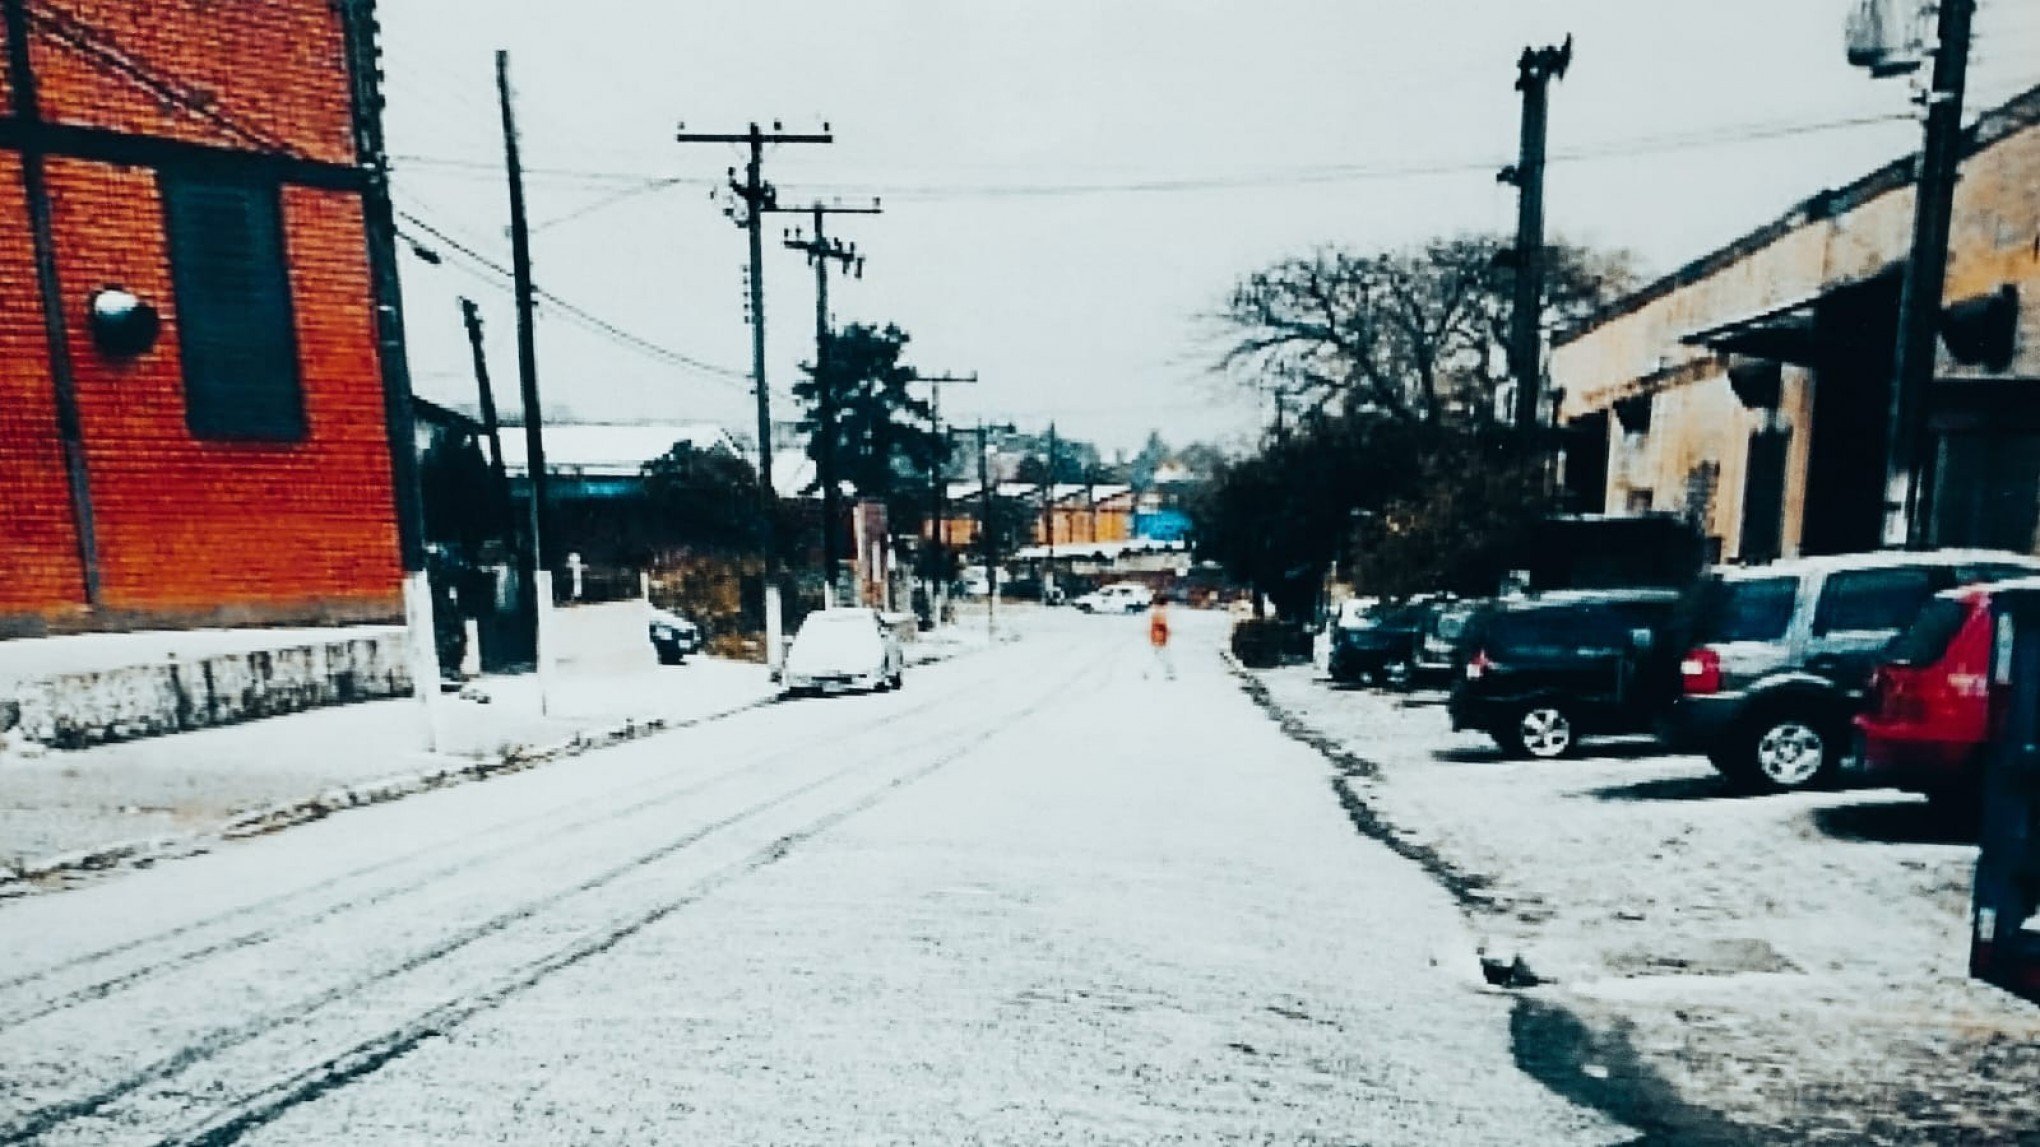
[{"x1": 0, "y1": 612, "x2": 1624, "y2": 1145}]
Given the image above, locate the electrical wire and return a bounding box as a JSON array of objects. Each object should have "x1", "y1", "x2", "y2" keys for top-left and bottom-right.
[
  {"x1": 392, "y1": 109, "x2": 1925, "y2": 202},
  {"x1": 395, "y1": 208, "x2": 753, "y2": 388}
]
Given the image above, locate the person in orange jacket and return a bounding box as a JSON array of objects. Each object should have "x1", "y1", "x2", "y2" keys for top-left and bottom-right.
[{"x1": 1147, "y1": 594, "x2": 1175, "y2": 680}]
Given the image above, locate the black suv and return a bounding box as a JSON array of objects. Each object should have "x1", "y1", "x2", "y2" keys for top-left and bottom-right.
[
  {"x1": 1328, "y1": 598, "x2": 1447, "y2": 688},
  {"x1": 1448, "y1": 590, "x2": 1682, "y2": 758}
]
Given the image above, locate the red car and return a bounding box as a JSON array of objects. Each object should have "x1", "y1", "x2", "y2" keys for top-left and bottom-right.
[{"x1": 1855, "y1": 577, "x2": 2037, "y2": 816}]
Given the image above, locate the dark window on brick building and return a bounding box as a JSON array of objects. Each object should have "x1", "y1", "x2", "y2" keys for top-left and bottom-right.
[{"x1": 162, "y1": 176, "x2": 304, "y2": 440}]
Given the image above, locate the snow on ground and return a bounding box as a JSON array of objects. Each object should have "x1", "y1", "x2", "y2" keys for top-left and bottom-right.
[
  {"x1": 1250, "y1": 664, "x2": 2040, "y2": 1143},
  {"x1": 0, "y1": 613, "x2": 1625, "y2": 1145},
  {"x1": 0, "y1": 601, "x2": 1013, "y2": 878}
]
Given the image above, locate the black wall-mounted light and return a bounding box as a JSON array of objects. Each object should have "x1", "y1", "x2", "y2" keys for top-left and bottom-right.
[{"x1": 88, "y1": 286, "x2": 160, "y2": 357}]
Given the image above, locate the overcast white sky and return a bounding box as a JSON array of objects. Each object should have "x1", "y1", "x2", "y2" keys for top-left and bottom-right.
[{"x1": 379, "y1": 0, "x2": 2040, "y2": 456}]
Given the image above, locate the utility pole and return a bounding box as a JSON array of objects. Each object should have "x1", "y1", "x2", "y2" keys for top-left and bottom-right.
[
  {"x1": 919, "y1": 372, "x2": 978, "y2": 623},
  {"x1": 1037, "y1": 423, "x2": 1059, "y2": 599},
  {"x1": 777, "y1": 199, "x2": 881, "y2": 598},
  {"x1": 677, "y1": 122, "x2": 832, "y2": 664},
  {"x1": 1502, "y1": 36, "x2": 1572, "y2": 431},
  {"x1": 459, "y1": 297, "x2": 512, "y2": 520},
  {"x1": 340, "y1": 0, "x2": 438, "y2": 738},
  {"x1": 497, "y1": 52, "x2": 547, "y2": 573},
  {"x1": 951, "y1": 420, "x2": 1014, "y2": 638},
  {"x1": 1882, "y1": 0, "x2": 1975, "y2": 549},
  {"x1": 498, "y1": 50, "x2": 557, "y2": 707}
]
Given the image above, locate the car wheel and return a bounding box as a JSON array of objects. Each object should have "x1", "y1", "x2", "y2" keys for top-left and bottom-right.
[
  {"x1": 1504, "y1": 704, "x2": 1576, "y2": 760},
  {"x1": 891, "y1": 670, "x2": 905, "y2": 690},
  {"x1": 1737, "y1": 709, "x2": 1837, "y2": 792},
  {"x1": 1383, "y1": 659, "x2": 1414, "y2": 692},
  {"x1": 655, "y1": 645, "x2": 682, "y2": 666}
]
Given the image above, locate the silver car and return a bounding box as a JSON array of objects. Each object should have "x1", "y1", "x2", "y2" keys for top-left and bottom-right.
[
  {"x1": 1669, "y1": 549, "x2": 2040, "y2": 791},
  {"x1": 780, "y1": 608, "x2": 906, "y2": 698}
]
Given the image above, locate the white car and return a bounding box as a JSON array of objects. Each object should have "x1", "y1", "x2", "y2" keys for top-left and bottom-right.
[
  {"x1": 780, "y1": 608, "x2": 906, "y2": 697},
  {"x1": 1074, "y1": 583, "x2": 1153, "y2": 614}
]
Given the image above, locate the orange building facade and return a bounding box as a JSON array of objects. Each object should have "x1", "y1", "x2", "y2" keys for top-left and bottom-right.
[{"x1": 0, "y1": 0, "x2": 407, "y2": 637}]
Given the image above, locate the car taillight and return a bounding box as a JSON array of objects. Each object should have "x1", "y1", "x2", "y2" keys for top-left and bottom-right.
[
  {"x1": 1466, "y1": 650, "x2": 1493, "y2": 681},
  {"x1": 1680, "y1": 647, "x2": 1722, "y2": 695}
]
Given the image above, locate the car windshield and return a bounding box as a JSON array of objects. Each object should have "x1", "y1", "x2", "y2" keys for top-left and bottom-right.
[
  {"x1": 1882, "y1": 598, "x2": 1971, "y2": 667},
  {"x1": 1693, "y1": 576, "x2": 1798, "y2": 644}
]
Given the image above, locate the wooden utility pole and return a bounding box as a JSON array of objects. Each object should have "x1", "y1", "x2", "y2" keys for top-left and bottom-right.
[
  {"x1": 497, "y1": 51, "x2": 550, "y2": 578},
  {"x1": 951, "y1": 420, "x2": 1014, "y2": 637},
  {"x1": 676, "y1": 121, "x2": 832, "y2": 663},
  {"x1": 778, "y1": 199, "x2": 881, "y2": 588},
  {"x1": 340, "y1": 0, "x2": 437, "y2": 731},
  {"x1": 459, "y1": 297, "x2": 512, "y2": 516},
  {"x1": 1504, "y1": 36, "x2": 1571, "y2": 431},
  {"x1": 919, "y1": 372, "x2": 978, "y2": 619},
  {"x1": 1882, "y1": 0, "x2": 1975, "y2": 548}
]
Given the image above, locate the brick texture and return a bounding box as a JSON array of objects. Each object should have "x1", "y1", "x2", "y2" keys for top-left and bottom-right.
[
  {"x1": 27, "y1": 0, "x2": 356, "y2": 164},
  {"x1": 0, "y1": 1, "x2": 403, "y2": 633},
  {"x1": 0, "y1": 153, "x2": 87, "y2": 616}
]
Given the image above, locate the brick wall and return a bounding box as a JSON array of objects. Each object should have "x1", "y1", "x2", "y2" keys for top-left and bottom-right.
[
  {"x1": 0, "y1": 0, "x2": 403, "y2": 634},
  {"x1": 27, "y1": 0, "x2": 356, "y2": 164},
  {"x1": 0, "y1": 153, "x2": 87, "y2": 617}
]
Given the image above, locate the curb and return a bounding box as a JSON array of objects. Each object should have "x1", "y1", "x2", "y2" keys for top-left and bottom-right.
[
  {"x1": 1219, "y1": 648, "x2": 1503, "y2": 913},
  {"x1": 0, "y1": 635, "x2": 1004, "y2": 899},
  {"x1": 0, "y1": 692, "x2": 777, "y2": 899},
  {"x1": 1222, "y1": 650, "x2": 1754, "y2": 1144}
]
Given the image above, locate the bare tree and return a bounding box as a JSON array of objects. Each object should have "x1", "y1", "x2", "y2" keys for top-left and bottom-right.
[{"x1": 1214, "y1": 234, "x2": 1637, "y2": 426}]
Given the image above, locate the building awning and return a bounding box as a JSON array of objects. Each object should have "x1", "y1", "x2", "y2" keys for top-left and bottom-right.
[
  {"x1": 1680, "y1": 297, "x2": 1821, "y2": 366},
  {"x1": 1678, "y1": 270, "x2": 1902, "y2": 368}
]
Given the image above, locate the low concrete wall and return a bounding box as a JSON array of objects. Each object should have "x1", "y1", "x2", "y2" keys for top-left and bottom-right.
[{"x1": 5, "y1": 633, "x2": 411, "y2": 749}]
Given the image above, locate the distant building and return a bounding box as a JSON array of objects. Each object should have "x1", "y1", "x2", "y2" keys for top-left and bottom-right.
[
  {"x1": 1553, "y1": 84, "x2": 2040, "y2": 564},
  {"x1": 0, "y1": 0, "x2": 410, "y2": 638},
  {"x1": 498, "y1": 422, "x2": 739, "y2": 503}
]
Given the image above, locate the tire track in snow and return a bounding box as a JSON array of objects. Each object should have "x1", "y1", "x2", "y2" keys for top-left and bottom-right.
[
  {"x1": 0, "y1": 647, "x2": 1109, "y2": 1147},
  {"x1": 0, "y1": 649, "x2": 1020, "y2": 1028}
]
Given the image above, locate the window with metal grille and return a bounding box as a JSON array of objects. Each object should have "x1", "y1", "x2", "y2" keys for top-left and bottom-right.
[{"x1": 161, "y1": 176, "x2": 304, "y2": 440}]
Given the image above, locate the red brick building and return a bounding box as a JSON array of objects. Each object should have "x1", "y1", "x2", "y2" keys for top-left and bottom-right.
[{"x1": 0, "y1": 0, "x2": 411, "y2": 637}]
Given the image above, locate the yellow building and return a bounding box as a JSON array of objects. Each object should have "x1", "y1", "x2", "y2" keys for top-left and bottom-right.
[
  {"x1": 1553, "y1": 85, "x2": 2040, "y2": 564},
  {"x1": 930, "y1": 482, "x2": 1135, "y2": 549}
]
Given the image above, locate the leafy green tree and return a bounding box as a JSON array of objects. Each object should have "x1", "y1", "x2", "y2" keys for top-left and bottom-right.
[
  {"x1": 793, "y1": 323, "x2": 948, "y2": 514},
  {"x1": 640, "y1": 442, "x2": 766, "y2": 553}
]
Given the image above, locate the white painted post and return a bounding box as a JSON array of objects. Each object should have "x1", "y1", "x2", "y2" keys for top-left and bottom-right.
[
  {"x1": 534, "y1": 569, "x2": 557, "y2": 717},
  {"x1": 764, "y1": 581, "x2": 785, "y2": 674},
  {"x1": 401, "y1": 570, "x2": 440, "y2": 752}
]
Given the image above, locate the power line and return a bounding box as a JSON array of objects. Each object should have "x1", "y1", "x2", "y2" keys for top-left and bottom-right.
[
  {"x1": 395, "y1": 207, "x2": 751, "y2": 387},
  {"x1": 394, "y1": 110, "x2": 1920, "y2": 202}
]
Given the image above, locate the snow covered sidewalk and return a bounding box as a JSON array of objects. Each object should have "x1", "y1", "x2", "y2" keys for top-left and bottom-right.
[
  {"x1": 1244, "y1": 662, "x2": 2040, "y2": 1144},
  {"x1": 0, "y1": 603, "x2": 1014, "y2": 893},
  {"x1": 0, "y1": 656, "x2": 774, "y2": 885}
]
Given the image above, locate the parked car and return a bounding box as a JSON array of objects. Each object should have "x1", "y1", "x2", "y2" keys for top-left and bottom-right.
[
  {"x1": 1413, "y1": 599, "x2": 1481, "y2": 687},
  {"x1": 647, "y1": 607, "x2": 703, "y2": 665},
  {"x1": 1074, "y1": 583, "x2": 1153, "y2": 614},
  {"x1": 1328, "y1": 600, "x2": 1434, "y2": 688},
  {"x1": 1853, "y1": 576, "x2": 2040, "y2": 818},
  {"x1": 780, "y1": 607, "x2": 905, "y2": 697},
  {"x1": 1448, "y1": 589, "x2": 1682, "y2": 758},
  {"x1": 1669, "y1": 550, "x2": 2040, "y2": 792}
]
